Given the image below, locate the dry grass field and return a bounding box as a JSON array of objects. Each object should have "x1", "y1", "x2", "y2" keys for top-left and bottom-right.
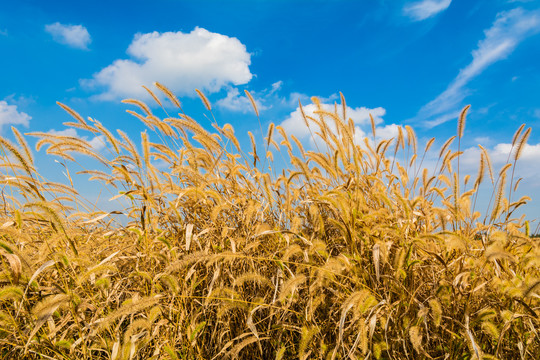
[{"x1": 0, "y1": 85, "x2": 538, "y2": 359}]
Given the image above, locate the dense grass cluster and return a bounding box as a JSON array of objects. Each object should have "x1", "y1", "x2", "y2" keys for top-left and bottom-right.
[{"x1": 0, "y1": 85, "x2": 538, "y2": 359}]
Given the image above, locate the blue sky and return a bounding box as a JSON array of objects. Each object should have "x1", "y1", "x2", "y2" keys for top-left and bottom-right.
[{"x1": 1, "y1": 0, "x2": 540, "y2": 223}]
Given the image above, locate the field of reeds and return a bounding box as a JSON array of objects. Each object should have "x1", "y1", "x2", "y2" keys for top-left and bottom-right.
[{"x1": 0, "y1": 84, "x2": 538, "y2": 359}]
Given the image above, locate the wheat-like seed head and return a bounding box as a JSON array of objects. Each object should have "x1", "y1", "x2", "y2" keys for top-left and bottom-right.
[
  {"x1": 439, "y1": 136, "x2": 456, "y2": 159},
  {"x1": 126, "y1": 109, "x2": 157, "y2": 131},
  {"x1": 57, "y1": 102, "x2": 87, "y2": 126},
  {"x1": 340, "y1": 92, "x2": 347, "y2": 121},
  {"x1": 154, "y1": 82, "x2": 182, "y2": 108},
  {"x1": 94, "y1": 296, "x2": 161, "y2": 333},
  {"x1": 122, "y1": 98, "x2": 152, "y2": 116},
  {"x1": 513, "y1": 177, "x2": 523, "y2": 192},
  {"x1": 424, "y1": 137, "x2": 435, "y2": 153},
  {"x1": 0, "y1": 136, "x2": 35, "y2": 176},
  {"x1": 244, "y1": 90, "x2": 259, "y2": 117},
  {"x1": 370, "y1": 114, "x2": 377, "y2": 139},
  {"x1": 397, "y1": 126, "x2": 404, "y2": 150},
  {"x1": 117, "y1": 130, "x2": 143, "y2": 169},
  {"x1": 514, "y1": 127, "x2": 531, "y2": 161},
  {"x1": 477, "y1": 144, "x2": 494, "y2": 185},
  {"x1": 266, "y1": 123, "x2": 275, "y2": 149},
  {"x1": 142, "y1": 85, "x2": 162, "y2": 107},
  {"x1": 474, "y1": 152, "x2": 485, "y2": 189},
  {"x1": 94, "y1": 121, "x2": 121, "y2": 154},
  {"x1": 11, "y1": 126, "x2": 34, "y2": 167},
  {"x1": 405, "y1": 125, "x2": 417, "y2": 154},
  {"x1": 491, "y1": 165, "x2": 510, "y2": 221},
  {"x1": 511, "y1": 124, "x2": 526, "y2": 147},
  {"x1": 458, "y1": 105, "x2": 471, "y2": 139},
  {"x1": 195, "y1": 89, "x2": 212, "y2": 111}
]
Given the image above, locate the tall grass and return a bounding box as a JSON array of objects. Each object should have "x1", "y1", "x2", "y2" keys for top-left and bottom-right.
[{"x1": 0, "y1": 86, "x2": 538, "y2": 359}]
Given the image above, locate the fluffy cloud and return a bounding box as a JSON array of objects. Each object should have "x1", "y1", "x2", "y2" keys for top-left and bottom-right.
[
  {"x1": 45, "y1": 22, "x2": 91, "y2": 49},
  {"x1": 83, "y1": 27, "x2": 252, "y2": 101},
  {"x1": 47, "y1": 128, "x2": 106, "y2": 152},
  {"x1": 491, "y1": 142, "x2": 540, "y2": 163},
  {"x1": 217, "y1": 87, "x2": 271, "y2": 113},
  {"x1": 279, "y1": 101, "x2": 389, "y2": 148},
  {"x1": 403, "y1": 0, "x2": 452, "y2": 21},
  {"x1": 457, "y1": 141, "x2": 540, "y2": 191},
  {"x1": 216, "y1": 81, "x2": 310, "y2": 113},
  {"x1": 418, "y1": 8, "x2": 540, "y2": 127},
  {"x1": 0, "y1": 100, "x2": 31, "y2": 132}
]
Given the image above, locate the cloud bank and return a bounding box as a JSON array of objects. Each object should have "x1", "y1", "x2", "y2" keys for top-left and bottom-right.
[
  {"x1": 45, "y1": 22, "x2": 91, "y2": 49},
  {"x1": 83, "y1": 27, "x2": 252, "y2": 101}
]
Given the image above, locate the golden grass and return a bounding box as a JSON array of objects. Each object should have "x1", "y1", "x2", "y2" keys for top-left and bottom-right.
[{"x1": 0, "y1": 91, "x2": 538, "y2": 360}]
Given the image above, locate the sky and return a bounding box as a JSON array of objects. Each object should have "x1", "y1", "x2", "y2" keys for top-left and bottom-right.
[{"x1": 1, "y1": 0, "x2": 540, "y2": 226}]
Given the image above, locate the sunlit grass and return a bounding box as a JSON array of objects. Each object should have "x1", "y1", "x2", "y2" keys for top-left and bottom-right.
[{"x1": 0, "y1": 85, "x2": 538, "y2": 359}]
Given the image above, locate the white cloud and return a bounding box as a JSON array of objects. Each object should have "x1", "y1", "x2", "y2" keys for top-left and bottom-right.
[
  {"x1": 423, "y1": 110, "x2": 460, "y2": 128},
  {"x1": 88, "y1": 136, "x2": 106, "y2": 151},
  {"x1": 459, "y1": 141, "x2": 540, "y2": 190},
  {"x1": 217, "y1": 87, "x2": 270, "y2": 113},
  {"x1": 376, "y1": 123, "x2": 401, "y2": 140},
  {"x1": 403, "y1": 0, "x2": 452, "y2": 21},
  {"x1": 0, "y1": 100, "x2": 31, "y2": 131},
  {"x1": 410, "y1": 140, "x2": 540, "y2": 223},
  {"x1": 47, "y1": 128, "x2": 78, "y2": 137},
  {"x1": 491, "y1": 142, "x2": 540, "y2": 163},
  {"x1": 473, "y1": 136, "x2": 492, "y2": 145},
  {"x1": 83, "y1": 27, "x2": 252, "y2": 101},
  {"x1": 45, "y1": 22, "x2": 91, "y2": 49},
  {"x1": 47, "y1": 128, "x2": 106, "y2": 152},
  {"x1": 418, "y1": 8, "x2": 540, "y2": 127},
  {"x1": 216, "y1": 82, "x2": 345, "y2": 118},
  {"x1": 279, "y1": 102, "x2": 388, "y2": 148},
  {"x1": 216, "y1": 81, "x2": 308, "y2": 113}
]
